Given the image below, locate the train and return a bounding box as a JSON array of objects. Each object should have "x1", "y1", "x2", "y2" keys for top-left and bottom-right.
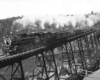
[{"x1": 2, "y1": 27, "x2": 94, "y2": 56}]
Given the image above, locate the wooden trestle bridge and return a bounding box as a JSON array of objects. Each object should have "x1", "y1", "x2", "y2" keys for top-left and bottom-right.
[{"x1": 0, "y1": 29, "x2": 100, "y2": 80}]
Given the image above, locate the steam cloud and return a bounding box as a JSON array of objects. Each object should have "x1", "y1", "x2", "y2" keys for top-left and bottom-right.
[{"x1": 11, "y1": 13, "x2": 100, "y2": 34}]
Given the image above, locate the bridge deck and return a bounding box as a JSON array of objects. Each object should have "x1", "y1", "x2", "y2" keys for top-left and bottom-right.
[{"x1": 83, "y1": 69, "x2": 100, "y2": 80}]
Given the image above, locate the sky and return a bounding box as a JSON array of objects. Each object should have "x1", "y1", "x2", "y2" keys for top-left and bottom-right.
[{"x1": 0, "y1": 0, "x2": 100, "y2": 19}]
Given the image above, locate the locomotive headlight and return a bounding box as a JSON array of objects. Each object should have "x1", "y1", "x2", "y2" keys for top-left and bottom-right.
[{"x1": 4, "y1": 37, "x2": 12, "y2": 46}]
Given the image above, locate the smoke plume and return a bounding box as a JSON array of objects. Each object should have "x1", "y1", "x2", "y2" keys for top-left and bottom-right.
[{"x1": 11, "y1": 13, "x2": 100, "y2": 34}]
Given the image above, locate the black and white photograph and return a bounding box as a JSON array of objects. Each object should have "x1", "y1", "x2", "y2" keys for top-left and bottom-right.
[{"x1": 0, "y1": 0, "x2": 100, "y2": 80}]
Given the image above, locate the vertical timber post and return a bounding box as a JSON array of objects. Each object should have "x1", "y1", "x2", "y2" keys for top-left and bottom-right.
[
  {"x1": 19, "y1": 60, "x2": 25, "y2": 80},
  {"x1": 65, "y1": 43, "x2": 72, "y2": 75},
  {"x1": 51, "y1": 49, "x2": 60, "y2": 80},
  {"x1": 77, "y1": 38, "x2": 85, "y2": 69},
  {"x1": 84, "y1": 35, "x2": 91, "y2": 57},
  {"x1": 79, "y1": 38, "x2": 87, "y2": 70},
  {"x1": 69, "y1": 42, "x2": 77, "y2": 75},
  {"x1": 42, "y1": 51, "x2": 49, "y2": 80}
]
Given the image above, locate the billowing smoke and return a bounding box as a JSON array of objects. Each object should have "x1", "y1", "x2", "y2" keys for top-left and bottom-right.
[{"x1": 11, "y1": 13, "x2": 100, "y2": 34}]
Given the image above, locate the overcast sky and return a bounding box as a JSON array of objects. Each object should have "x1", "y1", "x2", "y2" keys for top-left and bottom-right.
[{"x1": 0, "y1": 0, "x2": 100, "y2": 19}]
